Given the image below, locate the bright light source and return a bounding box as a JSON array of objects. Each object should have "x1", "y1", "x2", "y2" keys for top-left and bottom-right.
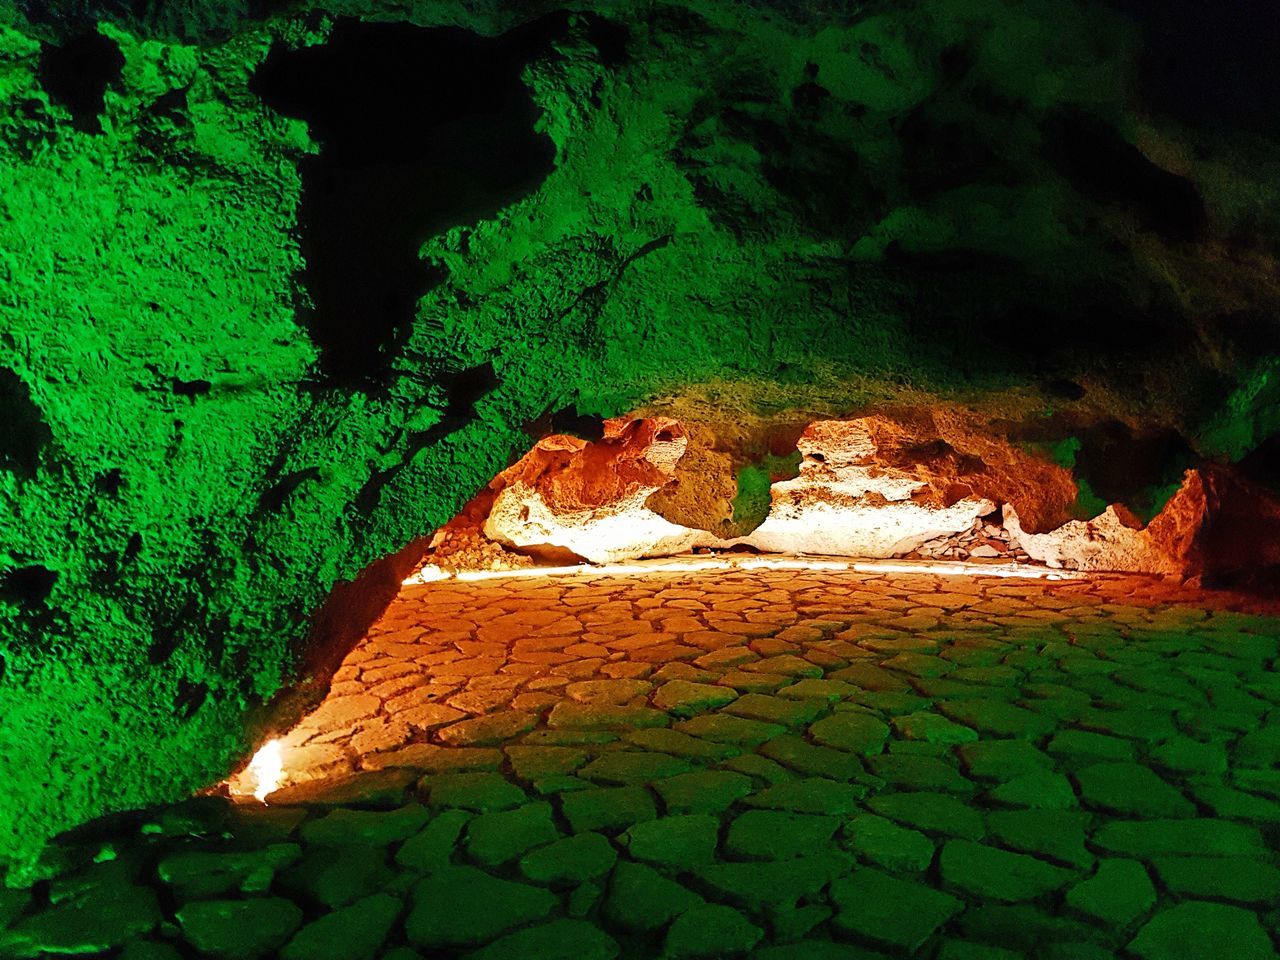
[
  {"x1": 402, "y1": 555, "x2": 1080, "y2": 585},
  {"x1": 228, "y1": 738, "x2": 284, "y2": 803}
]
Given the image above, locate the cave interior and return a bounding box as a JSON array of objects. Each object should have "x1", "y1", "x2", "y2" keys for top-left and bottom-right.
[{"x1": 1, "y1": 1, "x2": 1280, "y2": 958}]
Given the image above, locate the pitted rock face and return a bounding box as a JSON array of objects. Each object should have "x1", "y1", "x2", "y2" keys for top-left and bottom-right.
[
  {"x1": 482, "y1": 416, "x2": 1003, "y2": 562},
  {"x1": 738, "y1": 420, "x2": 997, "y2": 557}
]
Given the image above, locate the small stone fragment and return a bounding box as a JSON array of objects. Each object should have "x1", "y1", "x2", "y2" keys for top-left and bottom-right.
[
  {"x1": 653, "y1": 680, "x2": 738, "y2": 716},
  {"x1": 654, "y1": 770, "x2": 754, "y2": 814},
  {"x1": 725, "y1": 810, "x2": 840, "y2": 860},
  {"x1": 957, "y1": 740, "x2": 1053, "y2": 781},
  {"x1": 987, "y1": 771, "x2": 1077, "y2": 809},
  {"x1": 520, "y1": 833, "x2": 617, "y2": 886},
  {"x1": 939, "y1": 840, "x2": 1074, "y2": 902},
  {"x1": 437, "y1": 711, "x2": 537, "y2": 747},
  {"x1": 395, "y1": 809, "x2": 470, "y2": 871},
  {"x1": 694, "y1": 852, "x2": 852, "y2": 912},
  {"x1": 665, "y1": 903, "x2": 763, "y2": 958},
  {"x1": 177, "y1": 898, "x2": 303, "y2": 960},
  {"x1": 808, "y1": 713, "x2": 889, "y2": 754},
  {"x1": 1065, "y1": 859, "x2": 1157, "y2": 926},
  {"x1": 405, "y1": 867, "x2": 556, "y2": 947},
  {"x1": 465, "y1": 802, "x2": 560, "y2": 865},
  {"x1": 603, "y1": 860, "x2": 702, "y2": 931},
  {"x1": 1074, "y1": 762, "x2": 1194, "y2": 818},
  {"x1": 866, "y1": 792, "x2": 985, "y2": 840},
  {"x1": 578, "y1": 751, "x2": 692, "y2": 785},
  {"x1": 624, "y1": 815, "x2": 719, "y2": 868},
  {"x1": 468, "y1": 919, "x2": 620, "y2": 960},
  {"x1": 843, "y1": 814, "x2": 935, "y2": 872},
  {"x1": 829, "y1": 868, "x2": 962, "y2": 950},
  {"x1": 423, "y1": 772, "x2": 528, "y2": 812},
  {"x1": 744, "y1": 777, "x2": 864, "y2": 815},
  {"x1": 157, "y1": 844, "x2": 301, "y2": 899},
  {"x1": 985, "y1": 809, "x2": 1093, "y2": 869},
  {"x1": 892, "y1": 712, "x2": 977, "y2": 743},
  {"x1": 280, "y1": 893, "x2": 401, "y2": 960},
  {"x1": 1150, "y1": 856, "x2": 1280, "y2": 905},
  {"x1": 1128, "y1": 902, "x2": 1277, "y2": 960},
  {"x1": 561, "y1": 786, "x2": 657, "y2": 833},
  {"x1": 936, "y1": 700, "x2": 1053, "y2": 739},
  {"x1": 1093, "y1": 818, "x2": 1265, "y2": 858}
]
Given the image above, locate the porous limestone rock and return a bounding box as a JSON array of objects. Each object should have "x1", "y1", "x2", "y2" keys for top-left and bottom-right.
[
  {"x1": 484, "y1": 418, "x2": 703, "y2": 564},
  {"x1": 1003, "y1": 472, "x2": 1206, "y2": 575},
  {"x1": 735, "y1": 420, "x2": 996, "y2": 557},
  {"x1": 483, "y1": 417, "x2": 1000, "y2": 563}
]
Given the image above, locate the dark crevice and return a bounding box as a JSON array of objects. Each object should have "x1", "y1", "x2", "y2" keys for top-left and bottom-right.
[
  {"x1": 95, "y1": 468, "x2": 124, "y2": 496},
  {"x1": 353, "y1": 362, "x2": 501, "y2": 517},
  {"x1": 1105, "y1": 0, "x2": 1280, "y2": 132},
  {"x1": 1043, "y1": 108, "x2": 1207, "y2": 242},
  {"x1": 37, "y1": 30, "x2": 123, "y2": 133},
  {"x1": 171, "y1": 377, "x2": 212, "y2": 397},
  {"x1": 524, "y1": 403, "x2": 606, "y2": 442},
  {"x1": 1239, "y1": 433, "x2": 1280, "y2": 494},
  {"x1": 0, "y1": 367, "x2": 51, "y2": 477},
  {"x1": 585, "y1": 17, "x2": 630, "y2": 68},
  {"x1": 258, "y1": 467, "x2": 322, "y2": 513},
  {"x1": 174, "y1": 678, "x2": 208, "y2": 720},
  {"x1": 1073, "y1": 421, "x2": 1197, "y2": 518},
  {"x1": 0, "y1": 565, "x2": 58, "y2": 607},
  {"x1": 250, "y1": 16, "x2": 568, "y2": 388},
  {"x1": 148, "y1": 597, "x2": 198, "y2": 665}
]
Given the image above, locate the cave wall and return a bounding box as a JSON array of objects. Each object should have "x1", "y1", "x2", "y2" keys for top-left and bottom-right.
[{"x1": 1, "y1": 0, "x2": 1279, "y2": 864}]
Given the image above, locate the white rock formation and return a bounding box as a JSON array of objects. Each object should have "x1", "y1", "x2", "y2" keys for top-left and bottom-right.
[
  {"x1": 735, "y1": 419, "x2": 995, "y2": 557},
  {"x1": 485, "y1": 483, "x2": 704, "y2": 564}
]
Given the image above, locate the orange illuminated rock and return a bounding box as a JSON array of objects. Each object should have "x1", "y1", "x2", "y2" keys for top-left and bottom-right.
[
  {"x1": 484, "y1": 418, "x2": 703, "y2": 564},
  {"x1": 1005, "y1": 465, "x2": 1280, "y2": 582}
]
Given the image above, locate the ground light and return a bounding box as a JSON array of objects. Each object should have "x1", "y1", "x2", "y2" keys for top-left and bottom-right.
[{"x1": 403, "y1": 554, "x2": 1085, "y2": 586}]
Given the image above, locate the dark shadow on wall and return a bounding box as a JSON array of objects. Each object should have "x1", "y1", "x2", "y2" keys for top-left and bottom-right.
[
  {"x1": 250, "y1": 15, "x2": 568, "y2": 388},
  {"x1": 0, "y1": 368, "x2": 52, "y2": 477},
  {"x1": 36, "y1": 29, "x2": 123, "y2": 133}
]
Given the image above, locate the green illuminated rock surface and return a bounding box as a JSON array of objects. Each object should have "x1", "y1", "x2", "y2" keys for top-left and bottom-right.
[
  {"x1": 829, "y1": 868, "x2": 963, "y2": 950},
  {"x1": 520, "y1": 832, "x2": 617, "y2": 886},
  {"x1": 1128, "y1": 902, "x2": 1279, "y2": 960},
  {"x1": 279, "y1": 892, "x2": 401, "y2": 960},
  {"x1": 176, "y1": 898, "x2": 303, "y2": 960},
  {"x1": 470, "y1": 919, "x2": 620, "y2": 960},
  {"x1": 405, "y1": 866, "x2": 557, "y2": 947},
  {"x1": 665, "y1": 903, "x2": 764, "y2": 958},
  {"x1": 1065, "y1": 858, "x2": 1156, "y2": 926}
]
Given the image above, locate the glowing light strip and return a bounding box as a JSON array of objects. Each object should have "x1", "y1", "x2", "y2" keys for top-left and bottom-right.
[{"x1": 403, "y1": 555, "x2": 1080, "y2": 585}]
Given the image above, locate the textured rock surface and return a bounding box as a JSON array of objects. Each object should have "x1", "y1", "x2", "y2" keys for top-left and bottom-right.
[
  {"x1": 484, "y1": 418, "x2": 700, "y2": 563},
  {"x1": 2, "y1": 0, "x2": 1280, "y2": 868},
  {"x1": 735, "y1": 420, "x2": 996, "y2": 557}
]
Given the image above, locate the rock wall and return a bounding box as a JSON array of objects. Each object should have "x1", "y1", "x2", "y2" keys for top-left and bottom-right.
[{"x1": 1, "y1": 0, "x2": 1279, "y2": 864}]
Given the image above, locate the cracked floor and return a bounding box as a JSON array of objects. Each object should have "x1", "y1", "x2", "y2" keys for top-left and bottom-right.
[{"x1": 4, "y1": 560, "x2": 1280, "y2": 959}]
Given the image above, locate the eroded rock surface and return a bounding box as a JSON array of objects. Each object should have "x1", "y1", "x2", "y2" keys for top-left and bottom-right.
[
  {"x1": 484, "y1": 418, "x2": 701, "y2": 564},
  {"x1": 734, "y1": 420, "x2": 997, "y2": 557}
]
